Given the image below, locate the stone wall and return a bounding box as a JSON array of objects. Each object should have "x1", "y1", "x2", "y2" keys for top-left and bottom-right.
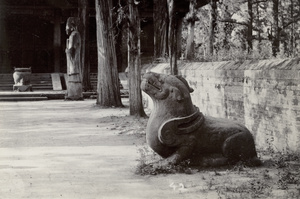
[{"x1": 144, "y1": 59, "x2": 300, "y2": 152}]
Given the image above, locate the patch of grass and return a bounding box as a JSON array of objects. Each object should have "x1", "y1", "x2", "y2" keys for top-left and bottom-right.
[
  {"x1": 135, "y1": 146, "x2": 192, "y2": 175},
  {"x1": 136, "y1": 159, "x2": 192, "y2": 175},
  {"x1": 277, "y1": 169, "x2": 300, "y2": 190},
  {"x1": 135, "y1": 145, "x2": 300, "y2": 197},
  {"x1": 262, "y1": 169, "x2": 272, "y2": 180},
  {"x1": 217, "y1": 179, "x2": 272, "y2": 199}
]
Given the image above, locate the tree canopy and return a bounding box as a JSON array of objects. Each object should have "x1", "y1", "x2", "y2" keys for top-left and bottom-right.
[
  {"x1": 93, "y1": 0, "x2": 300, "y2": 113},
  {"x1": 182, "y1": 0, "x2": 300, "y2": 61}
]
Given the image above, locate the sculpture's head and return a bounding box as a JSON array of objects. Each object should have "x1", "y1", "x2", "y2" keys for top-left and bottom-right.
[
  {"x1": 66, "y1": 17, "x2": 79, "y2": 35},
  {"x1": 141, "y1": 72, "x2": 194, "y2": 104}
]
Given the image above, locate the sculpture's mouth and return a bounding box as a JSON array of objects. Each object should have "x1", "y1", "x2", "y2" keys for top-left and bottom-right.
[
  {"x1": 141, "y1": 73, "x2": 163, "y2": 93},
  {"x1": 141, "y1": 72, "x2": 171, "y2": 100},
  {"x1": 147, "y1": 79, "x2": 161, "y2": 91}
]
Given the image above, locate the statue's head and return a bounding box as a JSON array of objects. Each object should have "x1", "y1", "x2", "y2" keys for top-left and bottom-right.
[
  {"x1": 66, "y1": 17, "x2": 80, "y2": 35},
  {"x1": 141, "y1": 72, "x2": 194, "y2": 103}
]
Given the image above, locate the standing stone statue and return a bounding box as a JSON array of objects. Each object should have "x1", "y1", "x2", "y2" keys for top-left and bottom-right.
[{"x1": 65, "y1": 17, "x2": 83, "y2": 100}]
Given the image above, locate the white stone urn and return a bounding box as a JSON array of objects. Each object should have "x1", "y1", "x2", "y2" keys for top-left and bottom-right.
[
  {"x1": 13, "y1": 67, "x2": 32, "y2": 91},
  {"x1": 13, "y1": 67, "x2": 31, "y2": 85}
]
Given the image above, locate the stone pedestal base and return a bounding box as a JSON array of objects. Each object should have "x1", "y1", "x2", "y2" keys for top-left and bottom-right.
[
  {"x1": 65, "y1": 74, "x2": 83, "y2": 100},
  {"x1": 13, "y1": 85, "x2": 33, "y2": 92}
]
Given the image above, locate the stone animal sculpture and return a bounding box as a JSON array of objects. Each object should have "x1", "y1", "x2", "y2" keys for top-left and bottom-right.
[{"x1": 141, "y1": 72, "x2": 261, "y2": 167}]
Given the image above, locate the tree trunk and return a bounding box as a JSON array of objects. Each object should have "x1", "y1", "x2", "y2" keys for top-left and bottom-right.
[
  {"x1": 115, "y1": 23, "x2": 124, "y2": 72},
  {"x1": 168, "y1": 0, "x2": 178, "y2": 75},
  {"x1": 185, "y1": 20, "x2": 195, "y2": 60},
  {"x1": 290, "y1": 0, "x2": 295, "y2": 57},
  {"x1": 272, "y1": 0, "x2": 280, "y2": 57},
  {"x1": 127, "y1": 0, "x2": 146, "y2": 117},
  {"x1": 113, "y1": 0, "x2": 126, "y2": 72},
  {"x1": 256, "y1": 2, "x2": 261, "y2": 53},
  {"x1": 177, "y1": 17, "x2": 183, "y2": 58},
  {"x1": 95, "y1": 0, "x2": 123, "y2": 107},
  {"x1": 247, "y1": 0, "x2": 253, "y2": 52},
  {"x1": 78, "y1": 0, "x2": 91, "y2": 91},
  {"x1": 154, "y1": 0, "x2": 168, "y2": 58},
  {"x1": 208, "y1": 0, "x2": 217, "y2": 56},
  {"x1": 185, "y1": 0, "x2": 197, "y2": 60}
]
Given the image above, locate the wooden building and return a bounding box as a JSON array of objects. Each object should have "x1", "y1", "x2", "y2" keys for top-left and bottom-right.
[
  {"x1": 0, "y1": 0, "x2": 81, "y2": 73},
  {"x1": 0, "y1": 0, "x2": 155, "y2": 76}
]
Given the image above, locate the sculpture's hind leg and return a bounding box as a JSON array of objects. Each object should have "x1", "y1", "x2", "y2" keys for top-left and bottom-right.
[{"x1": 222, "y1": 131, "x2": 260, "y2": 165}]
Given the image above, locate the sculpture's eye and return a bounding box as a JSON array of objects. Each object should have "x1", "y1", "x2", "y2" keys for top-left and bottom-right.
[
  {"x1": 158, "y1": 77, "x2": 164, "y2": 84},
  {"x1": 170, "y1": 87, "x2": 183, "y2": 102}
]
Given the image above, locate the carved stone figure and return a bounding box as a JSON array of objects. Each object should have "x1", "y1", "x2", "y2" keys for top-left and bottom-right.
[
  {"x1": 141, "y1": 72, "x2": 261, "y2": 167},
  {"x1": 65, "y1": 17, "x2": 83, "y2": 100},
  {"x1": 13, "y1": 67, "x2": 32, "y2": 92}
]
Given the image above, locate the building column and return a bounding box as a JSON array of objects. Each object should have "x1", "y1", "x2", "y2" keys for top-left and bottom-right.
[{"x1": 53, "y1": 9, "x2": 61, "y2": 73}]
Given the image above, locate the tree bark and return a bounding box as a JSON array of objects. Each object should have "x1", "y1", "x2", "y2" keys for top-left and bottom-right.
[
  {"x1": 272, "y1": 0, "x2": 280, "y2": 57},
  {"x1": 256, "y1": 2, "x2": 261, "y2": 53},
  {"x1": 208, "y1": 0, "x2": 217, "y2": 56},
  {"x1": 154, "y1": 0, "x2": 168, "y2": 58},
  {"x1": 127, "y1": 0, "x2": 146, "y2": 117},
  {"x1": 247, "y1": 0, "x2": 253, "y2": 52},
  {"x1": 95, "y1": 0, "x2": 123, "y2": 107},
  {"x1": 185, "y1": 0, "x2": 197, "y2": 60},
  {"x1": 78, "y1": 0, "x2": 91, "y2": 91},
  {"x1": 168, "y1": 0, "x2": 179, "y2": 75},
  {"x1": 289, "y1": 0, "x2": 295, "y2": 56},
  {"x1": 185, "y1": 20, "x2": 195, "y2": 60}
]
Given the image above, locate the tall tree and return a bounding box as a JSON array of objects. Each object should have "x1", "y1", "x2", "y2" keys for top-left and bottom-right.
[
  {"x1": 154, "y1": 0, "x2": 169, "y2": 59},
  {"x1": 185, "y1": 0, "x2": 197, "y2": 60},
  {"x1": 217, "y1": 0, "x2": 256, "y2": 53},
  {"x1": 167, "y1": 0, "x2": 189, "y2": 75},
  {"x1": 78, "y1": 0, "x2": 91, "y2": 91},
  {"x1": 289, "y1": 0, "x2": 295, "y2": 56},
  {"x1": 279, "y1": 0, "x2": 300, "y2": 57},
  {"x1": 127, "y1": 0, "x2": 146, "y2": 117},
  {"x1": 168, "y1": 0, "x2": 178, "y2": 75},
  {"x1": 95, "y1": 0, "x2": 123, "y2": 107},
  {"x1": 272, "y1": 0, "x2": 280, "y2": 57},
  {"x1": 209, "y1": 0, "x2": 217, "y2": 56},
  {"x1": 247, "y1": 0, "x2": 253, "y2": 51},
  {"x1": 254, "y1": 0, "x2": 262, "y2": 52}
]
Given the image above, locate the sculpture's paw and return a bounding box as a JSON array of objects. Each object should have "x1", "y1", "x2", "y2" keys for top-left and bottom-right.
[
  {"x1": 152, "y1": 159, "x2": 172, "y2": 169},
  {"x1": 135, "y1": 163, "x2": 157, "y2": 175}
]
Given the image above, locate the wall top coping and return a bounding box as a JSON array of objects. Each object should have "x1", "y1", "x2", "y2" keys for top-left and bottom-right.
[{"x1": 146, "y1": 58, "x2": 300, "y2": 73}]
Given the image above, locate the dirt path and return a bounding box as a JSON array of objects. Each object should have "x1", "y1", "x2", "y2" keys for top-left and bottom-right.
[{"x1": 0, "y1": 99, "x2": 299, "y2": 199}]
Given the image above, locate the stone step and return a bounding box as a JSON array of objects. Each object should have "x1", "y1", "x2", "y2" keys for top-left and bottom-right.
[
  {"x1": 0, "y1": 73, "x2": 54, "y2": 91},
  {"x1": 0, "y1": 92, "x2": 48, "y2": 97},
  {"x1": 0, "y1": 91, "x2": 96, "y2": 100},
  {"x1": 0, "y1": 96, "x2": 48, "y2": 101},
  {"x1": 1, "y1": 85, "x2": 13, "y2": 90},
  {"x1": 0, "y1": 85, "x2": 53, "y2": 91}
]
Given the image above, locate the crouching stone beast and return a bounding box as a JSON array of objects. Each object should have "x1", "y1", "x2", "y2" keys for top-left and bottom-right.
[{"x1": 141, "y1": 72, "x2": 261, "y2": 167}]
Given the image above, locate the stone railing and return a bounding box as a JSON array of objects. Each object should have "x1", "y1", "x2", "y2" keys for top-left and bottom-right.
[{"x1": 144, "y1": 58, "x2": 300, "y2": 152}]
